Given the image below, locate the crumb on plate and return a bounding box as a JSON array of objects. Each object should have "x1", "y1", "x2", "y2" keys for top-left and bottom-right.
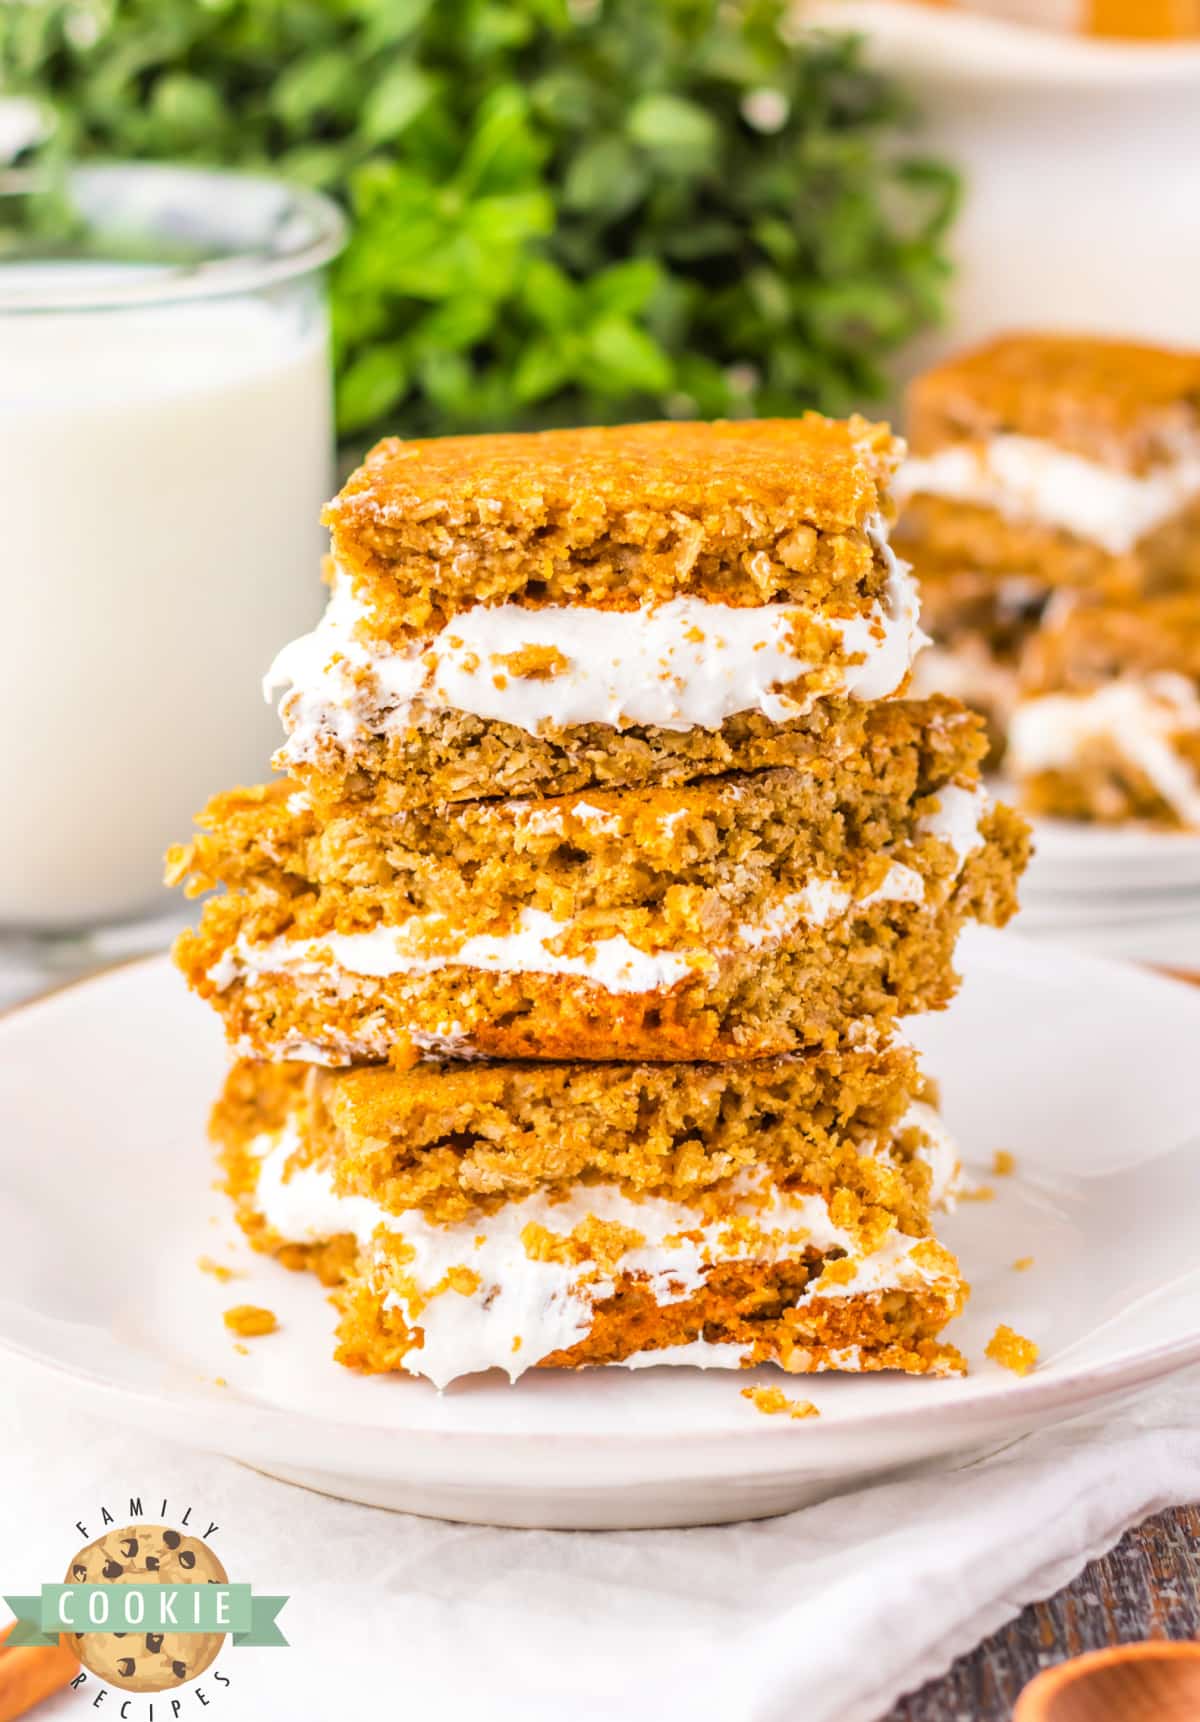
[
  {"x1": 986, "y1": 1323, "x2": 1038, "y2": 1376},
  {"x1": 223, "y1": 1303, "x2": 278, "y2": 1338},
  {"x1": 741, "y1": 1385, "x2": 820, "y2": 1420},
  {"x1": 197, "y1": 1254, "x2": 239, "y2": 1283}
]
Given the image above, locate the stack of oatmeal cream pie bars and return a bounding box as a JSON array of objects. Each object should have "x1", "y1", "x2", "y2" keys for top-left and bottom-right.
[
  {"x1": 170, "y1": 418, "x2": 1028, "y2": 1388},
  {"x1": 900, "y1": 333, "x2": 1200, "y2": 826}
]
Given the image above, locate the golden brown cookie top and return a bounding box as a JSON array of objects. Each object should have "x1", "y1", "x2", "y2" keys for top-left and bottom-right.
[
  {"x1": 907, "y1": 333, "x2": 1200, "y2": 471},
  {"x1": 330, "y1": 416, "x2": 898, "y2": 533},
  {"x1": 322, "y1": 416, "x2": 902, "y2": 631}
]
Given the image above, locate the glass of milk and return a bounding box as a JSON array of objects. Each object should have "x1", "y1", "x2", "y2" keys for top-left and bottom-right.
[{"x1": 0, "y1": 162, "x2": 344, "y2": 935}]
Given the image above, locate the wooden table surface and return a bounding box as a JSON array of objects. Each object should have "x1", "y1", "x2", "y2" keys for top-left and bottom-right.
[{"x1": 884, "y1": 1504, "x2": 1200, "y2": 1719}]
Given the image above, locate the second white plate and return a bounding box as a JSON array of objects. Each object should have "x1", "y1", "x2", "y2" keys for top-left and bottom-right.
[{"x1": 1019, "y1": 809, "x2": 1200, "y2": 897}]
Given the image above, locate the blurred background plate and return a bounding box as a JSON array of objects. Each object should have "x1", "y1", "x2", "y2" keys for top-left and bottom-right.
[
  {"x1": 1018, "y1": 810, "x2": 1200, "y2": 895},
  {"x1": 1007, "y1": 806, "x2": 1200, "y2": 960}
]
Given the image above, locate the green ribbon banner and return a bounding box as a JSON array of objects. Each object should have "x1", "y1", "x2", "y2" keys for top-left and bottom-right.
[{"x1": 3, "y1": 1585, "x2": 288, "y2": 1648}]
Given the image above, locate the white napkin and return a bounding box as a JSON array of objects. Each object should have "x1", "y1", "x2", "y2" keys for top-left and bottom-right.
[{"x1": 5, "y1": 1365, "x2": 1199, "y2": 1722}]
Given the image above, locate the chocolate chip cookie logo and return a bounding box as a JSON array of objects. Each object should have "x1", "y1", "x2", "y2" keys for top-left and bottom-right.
[
  {"x1": 4, "y1": 1509, "x2": 287, "y2": 1708},
  {"x1": 63, "y1": 1525, "x2": 230, "y2": 1692}
]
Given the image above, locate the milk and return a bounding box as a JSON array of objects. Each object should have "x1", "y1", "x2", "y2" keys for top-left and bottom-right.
[{"x1": 1, "y1": 292, "x2": 332, "y2": 928}]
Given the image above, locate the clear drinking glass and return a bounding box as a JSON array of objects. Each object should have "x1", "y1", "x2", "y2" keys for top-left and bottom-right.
[{"x1": 0, "y1": 162, "x2": 345, "y2": 954}]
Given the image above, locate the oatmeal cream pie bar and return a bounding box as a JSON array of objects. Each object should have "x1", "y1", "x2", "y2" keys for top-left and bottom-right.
[
  {"x1": 211, "y1": 1046, "x2": 966, "y2": 1385},
  {"x1": 1009, "y1": 592, "x2": 1200, "y2": 827},
  {"x1": 170, "y1": 698, "x2": 1028, "y2": 1065},
  {"x1": 896, "y1": 333, "x2": 1200, "y2": 596},
  {"x1": 266, "y1": 417, "x2": 924, "y2": 807}
]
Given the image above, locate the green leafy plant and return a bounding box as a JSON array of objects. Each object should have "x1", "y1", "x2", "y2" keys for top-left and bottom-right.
[{"x1": 5, "y1": 0, "x2": 958, "y2": 438}]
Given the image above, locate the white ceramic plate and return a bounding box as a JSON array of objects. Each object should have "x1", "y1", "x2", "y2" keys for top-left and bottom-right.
[
  {"x1": 986, "y1": 777, "x2": 1200, "y2": 900},
  {"x1": 2, "y1": 928, "x2": 1200, "y2": 1530},
  {"x1": 1004, "y1": 807, "x2": 1200, "y2": 962},
  {"x1": 1020, "y1": 813, "x2": 1200, "y2": 898},
  {"x1": 1007, "y1": 902, "x2": 1200, "y2": 967}
]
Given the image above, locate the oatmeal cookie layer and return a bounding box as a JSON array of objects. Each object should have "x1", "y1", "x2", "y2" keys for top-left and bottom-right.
[
  {"x1": 1020, "y1": 591, "x2": 1200, "y2": 696},
  {"x1": 169, "y1": 698, "x2": 990, "y2": 945},
  {"x1": 332, "y1": 1257, "x2": 966, "y2": 1380},
  {"x1": 324, "y1": 417, "x2": 902, "y2": 634},
  {"x1": 177, "y1": 803, "x2": 1027, "y2": 1064},
  {"x1": 277, "y1": 695, "x2": 897, "y2": 812},
  {"x1": 895, "y1": 490, "x2": 1200, "y2": 594},
  {"x1": 1015, "y1": 746, "x2": 1200, "y2": 827},
  {"x1": 906, "y1": 333, "x2": 1200, "y2": 473},
  {"x1": 211, "y1": 1045, "x2": 950, "y2": 1233}
]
